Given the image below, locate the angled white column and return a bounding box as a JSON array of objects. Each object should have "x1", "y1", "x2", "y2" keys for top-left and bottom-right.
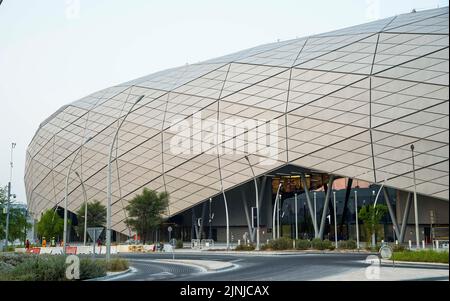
[{"x1": 318, "y1": 175, "x2": 334, "y2": 240}]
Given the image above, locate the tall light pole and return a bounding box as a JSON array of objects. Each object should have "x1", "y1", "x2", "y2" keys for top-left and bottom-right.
[
  {"x1": 244, "y1": 156, "x2": 259, "y2": 250},
  {"x1": 333, "y1": 191, "x2": 338, "y2": 249},
  {"x1": 313, "y1": 191, "x2": 317, "y2": 238},
  {"x1": 63, "y1": 137, "x2": 91, "y2": 254},
  {"x1": 75, "y1": 171, "x2": 88, "y2": 246},
  {"x1": 411, "y1": 144, "x2": 420, "y2": 249},
  {"x1": 355, "y1": 190, "x2": 360, "y2": 249},
  {"x1": 272, "y1": 182, "x2": 282, "y2": 240},
  {"x1": 294, "y1": 193, "x2": 298, "y2": 240},
  {"x1": 4, "y1": 142, "x2": 16, "y2": 251},
  {"x1": 106, "y1": 95, "x2": 145, "y2": 260}
]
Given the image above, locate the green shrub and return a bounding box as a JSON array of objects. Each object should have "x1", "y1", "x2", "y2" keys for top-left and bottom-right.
[
  {"x1": 234, "y1": 244, "x2": 256, "y2": 251},
  {"x1": 295, "y1": 239, "x2": 311, "y2": 250},
  {"x1": 264, "y1": 237, "x2": 293, "y2": 250},
  {"x1": 8, "y1": 255, "x2": 67, "y2": 281},
  {"x1": 311, "y1": 238, "x2": 333, "y2": 250},
  {"x1": 339, "y1": 240, "x2": 357, "y2": 250},
  {"x1": 0, "y1": 254, "x2": 108, "y2": 281},
  {"x1": 392, "y1": 250, "x2": 448, "y2": 263},
  {"x1": 392, "y1": 244, "x2": 406, "y2": 252},
  {"x1": 176, "y1": 240, "x2": 184, "y2": 249},
  {"x1": 80, "y1": 258, "x2": 107, "y2": 280},
  {"x1": 105, "y1": 257, "x2": 129, "y2": 272},
  {"x1": 260, "y1": 243, "x2": 270, "y2": 251}
]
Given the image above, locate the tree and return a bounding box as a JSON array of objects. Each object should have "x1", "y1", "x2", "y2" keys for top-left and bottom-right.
[
  {"x1": 125, "y1": 188, "x2": 169, "y2": 244},
  {"x1": 76, "y1": 200, "x2": 106, "y2": 241},
  {"x1": 37, "y1": 209, "x2": 65, "y2": 241},
  {"x1": 358, "y1": 204, "x2": 388, "y2": 246},
  {"x1": 0, "y1": 186, "x2": 31, "y2": 244}
]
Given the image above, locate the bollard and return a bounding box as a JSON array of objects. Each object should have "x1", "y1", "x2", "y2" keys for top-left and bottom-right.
[
  {"x1": 267, "y1": 239, "x2": 269, "y2": 244},
  {"x1": 293, "y1": 240, "x2": 296, "y2": 249},
  {"x1": 408, "y1": 240, "x2": 412, "y2": 250},
  {"x1": 436, "y1": 240, "x2": 439, "y2": 249},
  {"x1": 238, "y1": 239, "x2": 241, "y2": 246},
  {"x1": 422, "y1": 240, "x2": 425, "y2": 249},
  {"x1": 395, "y1": 240, "x2": 398, "y2": 245}
]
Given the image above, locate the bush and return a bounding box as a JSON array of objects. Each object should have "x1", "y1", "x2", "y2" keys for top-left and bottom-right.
[
  {"x1": 8, "y1": 255, "x2": 67, "y2": 281},
  {"x1": 339, "y1": 240, "x2": 357, "y2": 250},
  {"x1": 234, "y1": 244, "x2": 256, "y2": 251},
  {"x1": 295, "y1": 239, "x2": 311, "y2": 250},
  {"x1": 311, "y1": 239, "x2": 333, "y2": 250},
  {"x1": 0, "y1": 254, "x2": 108, "y2": 281},
  {"x1": 392, "y1": 250, "x2": 448, "y2": 263},
  {"x1": 105, "y1": 257, "x2": 129, "y2": 272},
  {"x1": 392, "y1": 244, "x2": 406, "y2": 252},
  {"x1": 176, "y1": 240, "x2": 184, "y2": 249},
  {"x1": 80, "y1": 258, "x2": 107, "y2": 280},
  {"x1": 264, "y1": 237, "x2": 293, "y2": 250}
]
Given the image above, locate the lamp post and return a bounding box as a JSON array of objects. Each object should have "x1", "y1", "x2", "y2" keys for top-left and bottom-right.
[
  {"x1": 355, "y1": 190, "x2": 360, "y2": 249},
  {"x1": 294, "y1": 193, "x2": 298, "y2": 240},
  {"x1": 244, "y1": 156, "x2": 260, "y2": 250},
  {"x1": 410, "y1": 144, "x2": 420, "y2": 249},
  {"x1": 208, "y1": 198, "x2": 214, "y2": 240},
  {"x1": 106, "y1": 95, "x2": 145, "y2": 260},
  {"x1": 333, "y1": 191, "x2": 338, "y2": 249},
  {"x1": 313, "y1": 191, "x2": 317, "y2": 238},
  {"x1": 4, "y1": 142, "x2": 15, "y2": 251},
  {"x1": 74, "y1": 171, "x2": 88, "y2": 246},
  {"x1": 63, "y1": 137, "x2": 91, "y2": 254},
  {"x1": 272, "y1": 182, "x2": 282, "y2": 240}
]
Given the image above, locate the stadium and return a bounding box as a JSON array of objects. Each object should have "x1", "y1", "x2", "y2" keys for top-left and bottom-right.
[{"x1": 25, "y1": 7, "x2": 449, "y2": 245}]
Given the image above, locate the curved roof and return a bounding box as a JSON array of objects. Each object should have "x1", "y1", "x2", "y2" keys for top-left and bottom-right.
[{"x1": 25, "y1": 7, "x2": 449, "y2": 234}]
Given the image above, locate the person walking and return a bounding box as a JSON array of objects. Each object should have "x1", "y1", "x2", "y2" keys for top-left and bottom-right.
[
  {"x1": 42, "y1": 237, "x2": 47, "y2": 248},
  {"x1": 25, "y1": 239, "x2": 30, "y2": 250}
]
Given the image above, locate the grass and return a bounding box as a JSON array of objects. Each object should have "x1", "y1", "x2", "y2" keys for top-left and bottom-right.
[{"x1": 391, "y1": 250, "x2": 448, "y2": 264}]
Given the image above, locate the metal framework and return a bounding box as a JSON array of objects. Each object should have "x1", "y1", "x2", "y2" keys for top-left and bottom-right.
[{"x1": 25, "y1": 7, "x2": 449, "y2": 236}]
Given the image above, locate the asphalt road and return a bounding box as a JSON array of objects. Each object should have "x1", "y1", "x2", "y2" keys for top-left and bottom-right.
[{"x1": 99, "y1": 252, "x2": 448, "y2": 281}]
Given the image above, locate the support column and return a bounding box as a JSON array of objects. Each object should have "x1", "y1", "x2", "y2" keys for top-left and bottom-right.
[
  {"x1": 383, "y1": 187, "x2": 400, "y2": 240},
  {"x1": 241, "y1": 189, "x2": 254, "y2": 243},
  {"x1": 339, "y1": 178, "x2": 353, "y2": 238},
  {"x1": 318, "y1": 175, "x2": 334, "y2": 239},
  {"x1": 300, "y1": 173, "x2": 318, "y2": 238},
  {"x1": 399, "y1": 192, "x2": 412, "y2": 243}
]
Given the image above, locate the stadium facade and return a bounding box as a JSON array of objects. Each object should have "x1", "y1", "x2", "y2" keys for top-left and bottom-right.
[{"x1": 25, "y1": 7, "x2": 449, "y2": 244}]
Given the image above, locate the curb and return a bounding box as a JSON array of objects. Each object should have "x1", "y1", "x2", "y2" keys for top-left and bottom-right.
[
  {"x1": 381, "y1": 259, "x2": 449, "y2": 267},
  {"x1": 85, "y1": 267, "x2": 134, "y2": 281},
  {"x1": 153, "y1": 259, "x2": 234, "y2": 272}
]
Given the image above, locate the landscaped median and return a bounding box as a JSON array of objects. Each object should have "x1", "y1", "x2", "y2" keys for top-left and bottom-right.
[
  {"x1": 390, "y1": 250, "x2": 449, "y2": 264},
  {"x1": 0, "y1": 253, "x2": 129, "y2": 281},
  {"x1": 234, "y1": 237, "x2": 360, "y2": 252}
]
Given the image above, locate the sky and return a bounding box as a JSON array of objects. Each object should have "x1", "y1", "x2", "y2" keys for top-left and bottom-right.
[{"x1": 0, "y1": 0, "x2": 448, "y2": 205}]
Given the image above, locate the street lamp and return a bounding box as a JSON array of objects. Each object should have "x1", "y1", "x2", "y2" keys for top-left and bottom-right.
[
  {"x1": 272, "y1": 182, "x2": 282, "y2": 240},
  {"x1": 244, "y1": 155, "x2": 260, "y2": 251},
  {"x1": 74, "y1": 171, "x2": 88, "y2": 246},
  {"x1": 333, "y1": 191, "x2": 338, "y2": 249},
  {"x1": 410, "y1": 144, "x2": 420, "y2": 249},
  {"x1": 208, "y1": 198, "x2": 214, "y2": 240},
  {"x1": 4, "y1": 142, "x2": 15, "y2": 251},
  {"x1": 354, "y1": 190, "x2": 360, "y2": 249},
  {"x1": 63, "y1": 137, "x2": 92, "y2": 254},
  {"x1": 106, "y1": 95, "x2": 145, "y2": 260}
]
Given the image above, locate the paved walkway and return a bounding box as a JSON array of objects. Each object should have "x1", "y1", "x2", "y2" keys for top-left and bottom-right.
[{"x1": 316, "y1": 260, "x2": 449, "y2": 281}]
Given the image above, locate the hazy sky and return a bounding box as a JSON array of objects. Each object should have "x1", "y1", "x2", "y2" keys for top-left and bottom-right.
[{"x1": 0, "y1": 0, "x2": 448, "y2": 205}]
